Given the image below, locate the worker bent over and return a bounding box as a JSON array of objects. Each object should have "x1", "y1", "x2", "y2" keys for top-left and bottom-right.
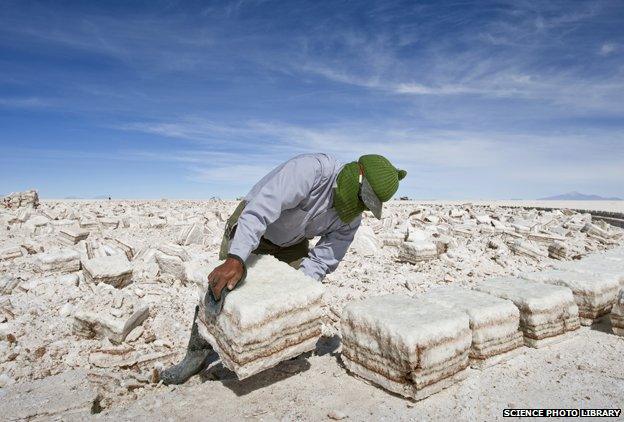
[{"x1": 160, "y1": 153, "x2": 407, "y2": 384}]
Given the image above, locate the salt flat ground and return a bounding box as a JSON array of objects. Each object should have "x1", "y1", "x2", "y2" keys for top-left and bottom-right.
[
  {"x1": 413, "y1": 200, "x2": 624, "y2": 213},
  {"x1": 85, "y1": 200, "x2": 624, "y2": 420},
  {"x1": 1, "y1": 198, "x2": 623, "y2": 421}
]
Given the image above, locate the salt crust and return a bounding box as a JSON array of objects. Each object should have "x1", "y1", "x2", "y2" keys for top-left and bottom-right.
[
  {"x1": 198, "y1": 255, "x2": 324, "y2": 379},
  {"x1": 340, "y1": 294, "x2": 471, "y2": 399},
  {"x1": 424, "y1": 287, "x2": 524, "y2": 364},
  {"x1": 34, "y1": 249, "x2": 80, "y2": 273},
  {"x1": 611, "y1": 289, "x2": 624, "y2": 336},
  {"x1": 519, "y1": 269, "x2": 619, "y2": 324},
  {"x1": 473, "y1": 277, "x2": 580, "y2": 345}
]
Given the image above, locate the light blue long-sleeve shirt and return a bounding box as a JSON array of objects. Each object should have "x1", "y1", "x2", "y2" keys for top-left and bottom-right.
[{"x1": 228, "y1": 153, "x2": 361, "y2": 281}]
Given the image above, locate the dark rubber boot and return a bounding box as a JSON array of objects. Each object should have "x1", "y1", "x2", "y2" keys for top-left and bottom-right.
[{"x1": 160, "y1": 306, "x2": 213, "y2": 385}]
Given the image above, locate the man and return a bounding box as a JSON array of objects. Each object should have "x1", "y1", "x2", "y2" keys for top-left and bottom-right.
[{"x1": 160, "y1": 153, "x2": 407, "y2": 384}]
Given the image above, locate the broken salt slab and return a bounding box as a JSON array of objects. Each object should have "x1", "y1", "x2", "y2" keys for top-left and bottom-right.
[
  {"x1": 58, "y1": 227, "x2": 89, "y2": 245},
  {"x1": 424, "y1": 287, "x2": 524, "y2": 368},
  {"x1": 196, "y1": 254, "x2": 325, "y2": 380},
  {"x1": 397, "y1": 240, "x2": 438, "y2": 263},
  {"x1": 34, "y1": 249, "x2": 80, "y2": 273},
  {"x1": 474, "y1": 277, "x2": 580, "y2": 348},
  {"x1": 610, "y1": 289, "x2": 624, "y2": 336},
  {"x1": 82, "y1": 255, "x2": 134, "y2": 288},
  {"x1": 341, "y1": 294, "x2": 471, "y2": 400},
  {"x1": 519, "y1": 269, "x2": 620, "y2": 325},
  {"x1": 73, "y1": 283, "x2": 149, "y2": 344},
  {"x1": 176, "y1": 223, "x2": 204, "y2": 246},
  {"x1": 0, "y1": 246, "x2": 23, "y2": 261}
]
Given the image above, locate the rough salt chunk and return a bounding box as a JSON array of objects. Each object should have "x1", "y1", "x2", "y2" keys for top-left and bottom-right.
[
  {"x1": 73, "y1": 284, "x2": 149, "y2": 344},
  {"x1": 82, "y1": 255, "x2": 133, "y2": 288},
  {"x1": 519, "y1": 269, "x2": 620, "y2": 325},
  {"x1": 177, "y1": 223, "x2": 204, "y2": 246},
  {"x1": 197, "y1": 255, "x2": 324, "y2": 380},
  {"x1": 34, "y1": 249, "x2": 80, "y2": 273},
  {"x1": 59, "y1": 227, "x2": 89, "y2": 245},
  {"x1": 350, "y1": 226, "x2": 381, "y2": 256},
  {"x1": 341, "y1": 294, "x2": 471, "y2": 400},
  {"x1": 474, "y1": 277, "x2": 580, "y2": 348},
  {"x1": 424, "y1": 287, "x2": 524, "y2": 368},
  {"x1": 397, "y1": 240, "x2": 438, "y2": 263},
  {"x1": 610, "y1": 289, "x2": 624, "y2": 336},
  {"x1": 0, "y1": 246, "x2": 23, "y2": 261}
]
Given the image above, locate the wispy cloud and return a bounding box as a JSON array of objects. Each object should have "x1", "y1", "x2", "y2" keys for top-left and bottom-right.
[
  {"x1": 0, "y1": 97, "x2": 53, "y2": 109},
  {"x1": 599, "y1": 42, "x2": 617, "y2": 56}
]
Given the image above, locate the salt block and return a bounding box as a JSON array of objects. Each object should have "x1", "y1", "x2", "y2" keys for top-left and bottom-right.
[
  {"x1": 610, "y1": 289, "x2": 624, "y2": 336},
  {"x1": 34, "y1": 249, "x2": 80, "y2": 273},
  {"x1": 425, "y1": 287, "x2": 524, "y2": 368},
  {"x1": 341, "y1": 294, "x2": 471, "y2": 400},
  {"x1": 197, "y1": 255, "x2": 325, "y2": 380},
  {"x1": 73, "y1": 283, "x2": 149, "y2": 344},
  {"x1": 519, "y1": 269, "x2": 620, "y2": 325},
  {"x1": 397, "y1": 240, "x2": 438, "y2": 263},
  {"x1": 474, "y1": 277, "x2": 580, "y2": 348},
  {"x1": 82, "y1": 255, "x2": 133, "y2": 288},
  {"x1": 59, "y1": 227, "x2": 89, "y2": 245},
  {"x1": 0, "y1": 246, "x2": 23, "y2": 261}
]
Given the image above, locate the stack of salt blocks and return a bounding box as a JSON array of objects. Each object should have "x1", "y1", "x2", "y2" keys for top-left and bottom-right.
[
  {"x1": 474, "y1": 277, "x2": 580, "y2": 348},
  {"x1": 340, "y1": 295, "x2": 472, "y2": 400},
  {"x1": 197, "y1": 255, "x2": 325, "y2": 379},
  {"x1": 519, "y1": 269, "x2": 619, "y2": 325},
  {"x1": 425, "y1": 287, "x2": 524, "y2": 368}
]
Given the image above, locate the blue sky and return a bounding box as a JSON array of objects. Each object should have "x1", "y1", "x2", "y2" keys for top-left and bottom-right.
[{"x1": 1, "y1": 0, "x2": 623, "y2": 199}]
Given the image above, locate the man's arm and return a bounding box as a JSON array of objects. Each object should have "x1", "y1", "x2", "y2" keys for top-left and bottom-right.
[
  {"x1": 228, "y1": 155, "x2": 323, "y2": 262},
  {"x1": 299, "y1": 217, "x2": 361, "y2": 281},
  {"x1": 209, "y1": 155, "x2": 323, "y2": 299}
]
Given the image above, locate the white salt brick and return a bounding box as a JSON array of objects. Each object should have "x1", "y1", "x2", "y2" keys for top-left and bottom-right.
[
  {"x1": 34, "y1": 249, "x2": 80, "y2": 274},
  {"x1": 341, "y1": 294, "x2": 471, "y2": 400},
  {"x1": 519, "y1": 269, "x2": 620, "y2": 325},
  {"x1": 611, "y1": 289, "x2": 624, "y2": 336},
  {"x1": 424, "y1": 287, "x2": 524, "y2": 368},
  {"x1": 474, "y1": 277, "x2": 580, "y2": 348},
  {"x1": 197, "y1": 255, "x2": 325, "y2": 380},
  {"x1": 82, "y1": 255, "x2": 133, "y2": 288}
]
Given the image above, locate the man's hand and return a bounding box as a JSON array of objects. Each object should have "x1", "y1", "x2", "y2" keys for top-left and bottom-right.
[{"x1": 208, "y1": 257, "x2": 244, "y2": 300}]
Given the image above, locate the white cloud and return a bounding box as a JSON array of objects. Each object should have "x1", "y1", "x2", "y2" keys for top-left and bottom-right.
[{"x1": 599, "y1": 43, "x2": 617, "y2": 56}]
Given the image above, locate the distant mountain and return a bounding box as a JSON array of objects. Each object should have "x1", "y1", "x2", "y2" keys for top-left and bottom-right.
[{"x1": 538, "y1": 191, "x2": 622, "y2": 201}]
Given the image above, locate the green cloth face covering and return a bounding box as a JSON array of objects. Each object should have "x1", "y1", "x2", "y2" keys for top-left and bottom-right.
[
  {"x1": 333, "y1": 155, "x2": 408, "y2": 224},
  {"x1": 333, "y1": 162, "x2": 366, "y2": 223}
]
